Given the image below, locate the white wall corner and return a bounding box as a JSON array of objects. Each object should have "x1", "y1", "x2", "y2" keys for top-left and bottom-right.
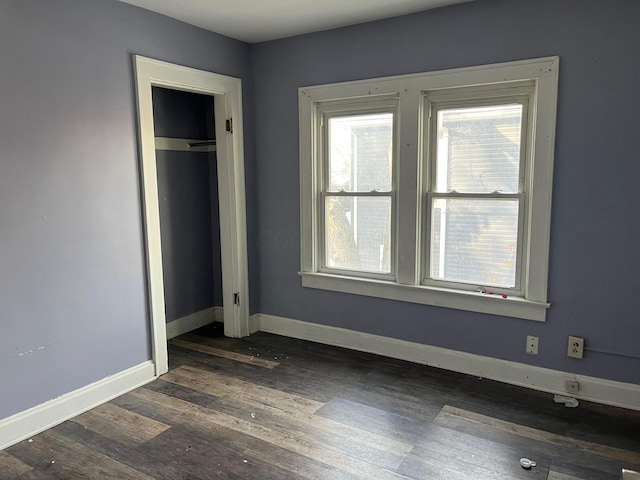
[
  {"x1": 0, "y1": 361, "x2": 155, "y2": 451},
  {"x1": 252, "y1": 313, "x2": 640, "y2": 412}
]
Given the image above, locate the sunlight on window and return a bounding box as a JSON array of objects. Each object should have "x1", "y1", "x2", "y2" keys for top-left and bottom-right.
[
  {"x1": 325, "y1": 113, "x2": 393, "y2": 274},
  {"x1": 431, "y1": 104, "x2": 523, "y2": 288}
]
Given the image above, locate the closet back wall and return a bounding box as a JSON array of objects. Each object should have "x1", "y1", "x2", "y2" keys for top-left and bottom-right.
[{"x1": 152, "y1": 87, "x2": 223, "y2": 324}]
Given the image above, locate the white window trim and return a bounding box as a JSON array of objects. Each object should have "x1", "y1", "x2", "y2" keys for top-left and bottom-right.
[{"x1": 299, "y1": 57, "x2": 559, "y2": 322}]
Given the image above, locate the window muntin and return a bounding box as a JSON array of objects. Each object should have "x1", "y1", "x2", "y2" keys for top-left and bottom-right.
[{"x1": 318, "y1": 105, "x2": 396, "y2": 277}]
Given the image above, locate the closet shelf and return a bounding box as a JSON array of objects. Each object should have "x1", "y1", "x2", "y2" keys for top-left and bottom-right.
[{"x1": 155, "y1": 137, "x2": 216, "y2": 152}]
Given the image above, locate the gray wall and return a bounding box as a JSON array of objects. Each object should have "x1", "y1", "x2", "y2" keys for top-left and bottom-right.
[
  {"x1": 250, "y1": 0, "x2": 640, "y2": 384},
  {"x1": 0, "y1": 0, "x2": 251, "y2": 419}
]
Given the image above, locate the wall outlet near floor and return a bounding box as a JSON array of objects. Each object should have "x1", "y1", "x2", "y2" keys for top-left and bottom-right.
[
  {"x1": 526, "y1": 335, "x2": 539, "y2": 355},
  {"x1": 567, "y1": 336, "x2": 584, "y2": 359},
  {"x1": 565, "y1": 379, "x2": 580, "y2": 393}
]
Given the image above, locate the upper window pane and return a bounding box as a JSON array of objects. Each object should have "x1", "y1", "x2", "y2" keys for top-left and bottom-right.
[
  {"x1": 328, "y1": 113, "x2": 393, "y2": 192},
  {"x1": 435, "y1": 104, "x2": 522, "y2": 194}
]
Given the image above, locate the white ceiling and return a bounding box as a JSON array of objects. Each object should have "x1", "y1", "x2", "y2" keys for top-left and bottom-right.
[{"x1": 119, "y1": 0, "x2": 473, "y2": 43}]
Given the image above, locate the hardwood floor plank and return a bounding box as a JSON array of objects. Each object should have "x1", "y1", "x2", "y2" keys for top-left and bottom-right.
[
  {"x1": 170, "y1": 338, "x2": 279, "y2": 368},
  {"x1": 163, "y1": 363, "x2": 324, "y2": 416},
  {"x1": 179, "y1": 331, "x2": 278, "y2": 360},
  {"x1": 212, "y1": 393, "x2": 412, "y2": 470},
  {"x1": 190, "y1": 353, "x2": 441, "y2": 423},
  {"x1": 0, "y1": 451, "x2": 32, "y2": 479},
  {"x1": 139, "y1": 427, "x2": 299, "y2": 480},
  {"x1": 162, "y1": 363, "x2": 413, "y2": 468},
  {"x1": 451, "y1": 376, "x2": 571, "y2": 435},
  {"x1": 12, "y1": 470, "x2": 53, "y2": 480},
  {"x1": 315, "y1": 396, "x2": 429, "y2": 443},
  {"x1": 52, "y1": 421, "x2": 197, "y2": 480},
  {"x1": 440, "y1": 405, "x2": 639, "y2": 465},
  {"x1": 547, "y1": 471, "x2": 586, "y2": 480},
  {"x1": 399, "y1": 452, "x2": 546, "y2": 480},
  {"x1": 6, "y1": 429, "x2": 154, "y2": 479},
  {"x1": 114, "y1": 386, "x2": 363, "y2": 480},
  {"x1": 402, "y1": 422, "x2": 550, "y2": 479},
  {"x1": 143, "y1": 377, "x2": 220, "y2": 407},
  {"x1": 433, "y1": 406, "x2": 639, "y2": 477},
  {"x1": 121, "y1": 387, "x2": 410, "y2": 479},
  {"x1": 70, "y1": 402, "x2": 170, "y2": 447},
  {"x1": 563, "y1": 403, "x2": 640, "y2": 453},
  {"x1": 547, "y1": 458, "x2": 625, "y2": 480}
]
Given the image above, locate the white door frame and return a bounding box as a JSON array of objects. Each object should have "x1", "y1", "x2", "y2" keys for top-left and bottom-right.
[{"x1": 134, "y1": 56, "x2": 250, "y2": 376}]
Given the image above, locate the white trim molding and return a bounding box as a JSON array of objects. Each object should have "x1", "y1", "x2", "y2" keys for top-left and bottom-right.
[
  {"x1": 166, "y1": 307, "x2": 218, "y2": 339},
  {"x1": 301, "y1": 272, "x2": 549, "y2": 322},
  {"x1": 134, "y1": 55, "x2": 251, "y2": 377},
  {"x1": 0, "y1": 361, "x2": 155, "y2": 451},
  {"x1": 253, "y1": 314, "x2": 640, "y2": 412},
  {"x1": 213, "y1": 305, "x2": 225, "y2": 323}
]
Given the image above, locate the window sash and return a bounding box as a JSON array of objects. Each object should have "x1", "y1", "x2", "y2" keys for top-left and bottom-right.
[
  {"x1": 423, "y1": 192, "x2": 525, "y2": 294},
  {"x1": 422, "y1": 93, "x2": 531, "y2": 293},
  {"x1": 319, "y1": 192, "x2": 394, "y2": 278},
  {"x1": 316, "y1": 101, "x2": 398, "y2": 280}
]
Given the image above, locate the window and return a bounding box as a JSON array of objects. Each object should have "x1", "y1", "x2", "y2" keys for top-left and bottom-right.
[
  {"x1": 299, "y1": 58, "x2": 559, "y2": 321},
  {"x1": 318, "y1": 98, "x2": 397, "y2": 278}
]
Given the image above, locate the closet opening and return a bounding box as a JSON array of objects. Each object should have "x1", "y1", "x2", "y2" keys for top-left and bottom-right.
[{"x1": 151, "y1": 87, "x2": 223, "y2": 341}]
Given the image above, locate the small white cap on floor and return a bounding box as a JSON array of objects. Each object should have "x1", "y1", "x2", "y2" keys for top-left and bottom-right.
[{"x1": 520, "y1": 458, "x2": 537, "y2": 469}]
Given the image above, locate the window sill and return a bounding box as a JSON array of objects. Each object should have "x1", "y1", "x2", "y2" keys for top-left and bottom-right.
[{"x1": 299, "y1": 272, "x2": 549, "y2": 321}]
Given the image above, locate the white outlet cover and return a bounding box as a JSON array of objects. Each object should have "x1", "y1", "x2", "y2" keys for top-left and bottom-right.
[{"x1": 526, "y1": 335, "x2": 539, "y2": 355}]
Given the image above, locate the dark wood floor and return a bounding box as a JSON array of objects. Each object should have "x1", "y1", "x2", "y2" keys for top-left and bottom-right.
[{"x1": 3, "y1": 323, "x2": 640, "y2": 479}]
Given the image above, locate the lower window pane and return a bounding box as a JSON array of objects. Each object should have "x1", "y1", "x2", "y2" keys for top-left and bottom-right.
[
  {"x1": 325, "y1": 196, "x2": 391, "y2": 274},
  {"x1": 431, "y1": 198, "x2": 519, "y2": 288}
]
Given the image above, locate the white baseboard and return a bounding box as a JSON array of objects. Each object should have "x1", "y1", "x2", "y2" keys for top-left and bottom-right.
[
  {"x1": 252, "y1": 313, "x2": 640, "y2": 412},
  {"x1": 0, "y1": 361, "x2": 155, "y2": 451},
  {"x1": 166, "y1": 307, "x2": 218, "y2": 339}
]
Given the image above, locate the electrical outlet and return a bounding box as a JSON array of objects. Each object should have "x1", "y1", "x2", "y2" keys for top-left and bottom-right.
[
  {"x1": 565, "y1": 380, "x2": 580, "y2": 393},
  {"x1": 526, "y1": 335, "x2": 539, "y2": 355},
  {"x1": 567, "y1": 336, "x2": 584, "y2": 359}
]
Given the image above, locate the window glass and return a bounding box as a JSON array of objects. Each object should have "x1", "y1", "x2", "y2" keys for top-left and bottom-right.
[
  {"x1": 435, "y1": 104, "x2": 522, "y2": 194},
  {"x1": 328, "y1": 113, "x2": 393, "y2": 192},
  {"x1": 430, "y1": 198, "x2": 519, "y2": 288},
  {"x1": 325, "y1": 196, "x2": 391, "y2": 274}
]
